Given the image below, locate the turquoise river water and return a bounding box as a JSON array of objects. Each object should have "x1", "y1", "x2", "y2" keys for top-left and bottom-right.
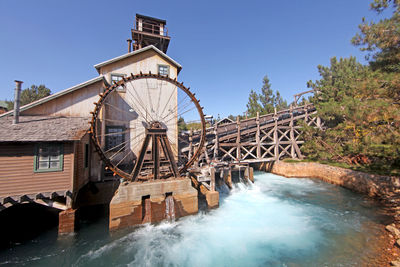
[{"x1": 0, "y1": 172, "x2": 389, "y2": 266}]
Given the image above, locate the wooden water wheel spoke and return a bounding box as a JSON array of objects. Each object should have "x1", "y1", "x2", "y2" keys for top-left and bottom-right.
[{"x1": 90, "y1": 73, "x2": 205, "y2": 181}]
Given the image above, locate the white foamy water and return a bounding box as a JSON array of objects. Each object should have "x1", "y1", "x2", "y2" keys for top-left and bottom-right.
[{"x1": 0, "y1": 172, "x2": 387, "y2": 266}]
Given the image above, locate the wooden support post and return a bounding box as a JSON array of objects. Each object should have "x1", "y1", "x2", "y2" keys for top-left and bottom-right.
[
  {"x1": 259, "y1": 162, "x2": 265, "y2": 172},
  {"x1": 204, "y1": 146, "x2": 210, "y2": 164},
  {"x1": 224, "y1": 167, "x2": 232, "y2": 189},
  {"x1": 218, "y1": 168, "x2": 224, "y2": 187},
  {"x1": 210, "y1": 167, "x2": 216, "y2": 191},
  {"x1": 236, "y1": 117, "x2": 241, "y2": 161},
  {"x1": 289, "y1": 105, "x2": 296, "y2": 158},
  {"x1": 188, "y1": 129, "x2": 193, "y2": 160},
  {"x1": 244, "y1": 166, "x2": 249, "y2": 183},
  {"x1": 273, "y1": 108, "x2": 279, "y2": 161},
  {"x1": 256, "y1": 112, "x2": 261, "y2": 159},
  {"x1": 249, "y1": 167, "x2": 254, "y2": 183},
  {"x1": 58, "y1": 208, "x2": 77, "y2": 235},
  {"x1": 213, "y1": 123, "x2": 219, "y2": 160},
  {"x1": 99, "y1": 106, "x2": 106, "y2": 181},
  {"x1": 317, "y1": 117, "x2": 322, "y2": 129},
  {"x1": 304, "y1": 105, "x2": 308, "y2": 124}
]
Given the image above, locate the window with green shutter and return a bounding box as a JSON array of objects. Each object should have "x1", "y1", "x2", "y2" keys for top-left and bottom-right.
[{"x1": 34, "y1": 143, "x2": 64, "y2": 172}]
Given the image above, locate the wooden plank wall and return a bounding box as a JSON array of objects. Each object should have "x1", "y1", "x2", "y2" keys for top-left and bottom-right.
[
  {"x1": 0, "y1": 143, "x2": 74, "y2": 197},
  {"x1": 74, "y1": 134, "x2": 90, "y2": 192}
]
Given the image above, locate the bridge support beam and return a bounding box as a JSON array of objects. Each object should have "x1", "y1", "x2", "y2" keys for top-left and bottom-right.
[
  {"x1": 246, "y1": 166, "x2": 254, "y2": 183},
  {"x1": 224, "y1": 168, "x2": 233, "y2": 189},
  {"x1": 58, "y1": 208, "x2": 77, "y2": 235},
  {"x1": 189, "y1": 170, "x2": 219, "y2": 209}
]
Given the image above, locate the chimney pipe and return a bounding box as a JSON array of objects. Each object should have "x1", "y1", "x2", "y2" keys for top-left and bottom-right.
[
  {"x1": 13, "y1": 80, "x2": 23, "y2": 125},
  {"x1": 127, "y1": 39, "x2": 132, "y2": 53}
]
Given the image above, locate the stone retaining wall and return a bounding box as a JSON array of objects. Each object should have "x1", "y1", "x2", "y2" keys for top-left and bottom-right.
[{"x1": 259, "y1": 161, "x2": 400, "y2": 204}]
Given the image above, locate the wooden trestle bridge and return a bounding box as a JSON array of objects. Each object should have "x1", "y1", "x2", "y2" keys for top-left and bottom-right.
[
  {"x1": 181, "y1": 103, "x2": 322, "y2": 166},
  {"x1": 179, "y1": 103, "x2": 322, "y2": 193}
]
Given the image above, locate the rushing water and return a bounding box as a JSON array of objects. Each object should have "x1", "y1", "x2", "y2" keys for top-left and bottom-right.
[{"x1": 0, "y1": 172, "x2": 389, "y2": 266}]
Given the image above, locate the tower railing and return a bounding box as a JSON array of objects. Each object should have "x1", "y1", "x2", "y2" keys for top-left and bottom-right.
[{"x1": 133, "y1": 22, "x2": 169, "y2": 37}]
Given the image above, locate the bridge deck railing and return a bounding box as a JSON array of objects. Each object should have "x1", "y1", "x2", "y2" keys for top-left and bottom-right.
[{"x1": 179, "y1": 103, "x2": 321, "y2": 166}]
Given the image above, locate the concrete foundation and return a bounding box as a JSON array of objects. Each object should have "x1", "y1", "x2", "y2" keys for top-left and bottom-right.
[
  {"x1": 109, "y1": 178, "x2": 198, "y2": 230},
  {"x1": 205, "y1": 191, "x2": 219, "y2": 209},
  {"x1": 58, "y1": 208, "x2": 77, "y2": 235}
]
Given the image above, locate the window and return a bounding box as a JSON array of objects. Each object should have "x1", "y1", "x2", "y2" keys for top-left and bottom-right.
[
  {"x1": 111, "y1": 74, "x2": 125, "y2": 91},
  {"x1": 106, "y1": 126, "x2": 125, "y2": 151},
  {"x1": 158, "y1": 65, "x2": 169, "y2": 77},
  {"x1": 34, "y1": 143, "x2": 63, "y2": 172}
]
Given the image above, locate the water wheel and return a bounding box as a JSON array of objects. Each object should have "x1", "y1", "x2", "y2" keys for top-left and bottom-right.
[{"x1": 90, "y1": 73, "x2": 206, "y2": 181}]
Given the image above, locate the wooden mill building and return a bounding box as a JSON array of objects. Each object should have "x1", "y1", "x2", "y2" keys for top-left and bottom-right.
[{"x1": 0, "y1": 14, "x2": 183, "y2": 235}]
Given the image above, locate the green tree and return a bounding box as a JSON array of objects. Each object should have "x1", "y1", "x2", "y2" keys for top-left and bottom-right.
[
  {"x1": 352, "y1": 0, "x2": 400, "y2": 72},
  {"x1": 274, "y1": 91, "x2": 288, "y2": 111},
  {"x1": 227, "y1": 114, "x2": 236, "y2": 121},
  {"x1": 178, "y1": 116, "x2": 187, "y2": 131},
  {"x1": 259, "y1": 76, "x2": 275, "y2": 114},
  {"x1": 6, "y1": 84, "x2": 51, "y2": 109},
  {"x1": 302, "y1": 56, "x2": 400, "y2": 173},
  {"x1": 246, "y1": 90, "x2": 261, "y2": 118},
  {"x1": 246, "y1": 75, "x2": 288, "y2": 117}
]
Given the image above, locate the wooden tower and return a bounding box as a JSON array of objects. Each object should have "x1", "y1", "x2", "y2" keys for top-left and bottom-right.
[{"x1": 128, "y1": 14, "x2": 170, "y2": 53}]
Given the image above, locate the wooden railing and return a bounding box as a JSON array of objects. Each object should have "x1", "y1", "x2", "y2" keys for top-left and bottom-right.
[{"x1": 180, "y1": 104, "x2": 322, "y2": 165}]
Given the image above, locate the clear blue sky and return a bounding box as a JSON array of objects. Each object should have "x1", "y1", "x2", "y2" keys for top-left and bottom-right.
[{"x1": 0, "y1": 0, "x2": 380, "y2": 118}]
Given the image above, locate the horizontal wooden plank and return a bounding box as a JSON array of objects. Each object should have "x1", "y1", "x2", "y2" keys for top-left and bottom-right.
[{"x1": 0, "y1": 143, "x2": 74, "y2": 197}]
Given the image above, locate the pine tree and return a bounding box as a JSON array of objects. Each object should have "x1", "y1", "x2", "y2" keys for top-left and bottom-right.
[
  {"x1": 302, "y1": 55, "x2": 400, "y2": 173},
  {"x1": 274, "y1": 91, "x2": 288, "y2": 111},
  {"x1": 246, "y1": 75, "x2": 288, "y2": 117},
  {"x1": 246, "y1": 90, "x2": 261, "y2": 118},
  {"x1": 259, "y1": 76, "x2": 275, "y2": 114},
  {"x1": 6, "y1": 84, "x2": 51, "y2": 109},
  {"x1": 352, "y1": 0, "x2": 400, "y2": 72}
]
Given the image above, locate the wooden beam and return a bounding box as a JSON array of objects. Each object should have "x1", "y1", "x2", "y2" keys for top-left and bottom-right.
[
  {"x1": 273, "y1": 108, "x2": 279, "y2": 160},
  {"x1": 236, "y1": 117, "x2": 241, "y2": 161},
  {"x1": 210, "y1": 167, "x2": 216, "y2": 191},
  {"x1": 213, "y1": 123, "x2": 219, "y2": 160},
  {"x1": 256, "y1": 112, "x2": 261, "y2": 159}
]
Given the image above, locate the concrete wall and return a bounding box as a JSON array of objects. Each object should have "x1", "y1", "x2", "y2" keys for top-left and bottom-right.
[{"x1": 109, "y1": 178, "x2": 198, "y2": 230}]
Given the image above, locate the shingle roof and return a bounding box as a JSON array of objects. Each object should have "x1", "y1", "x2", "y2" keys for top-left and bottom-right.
[{"x1": 0, "y1": 116, "x2": 90, "y2": 142}]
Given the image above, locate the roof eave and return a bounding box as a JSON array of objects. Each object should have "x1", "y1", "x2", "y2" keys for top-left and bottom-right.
[
  {"x1": 94, "y1": 45, "x2": 182, "y2": 74},
  {"x1": 0, "y1": 76, "x2": 107, "y2": 118}
]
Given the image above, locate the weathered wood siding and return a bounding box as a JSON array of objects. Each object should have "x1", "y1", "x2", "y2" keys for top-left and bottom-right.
[
  {"x1": 74, "y1": 134, "x2": 90, "y2": 191},
  {"x1": 0, "y1": 143, "x2": 74, "y2": 197},
  {"x1": 21, "y1": 80, "x2": 105, "y2": 117}
]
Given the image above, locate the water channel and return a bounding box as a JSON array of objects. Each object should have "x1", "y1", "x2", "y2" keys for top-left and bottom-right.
[{"x1": 0, "y1": 172, "x2": 389, "y2": 266}]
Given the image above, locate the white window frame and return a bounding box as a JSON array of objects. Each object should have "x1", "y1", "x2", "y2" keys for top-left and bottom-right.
[
  {"x1": 111, "y1": 73, "x2": 126, "y2": 92},
  {"x1": 158, "y1": 65, "x2": 169, "y2": 77}
]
